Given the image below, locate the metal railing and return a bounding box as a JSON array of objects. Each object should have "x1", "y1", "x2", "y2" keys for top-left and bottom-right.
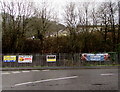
[{"x1": 2, "y1": 53, "x2": 119, "y2": 67}]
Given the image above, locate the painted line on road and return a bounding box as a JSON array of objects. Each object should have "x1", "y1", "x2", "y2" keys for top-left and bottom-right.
[
  {"x1": 14, "y1": 82, "x2": 33, "y2": 86},
  {"x1": 12, "y1": 71, "x2": 21, "y2": 74},
  {"x1": 100, "y1": 73, "x2": 115, "y2": 76},
  {"x1": 42, "y1": 70, "x2": 50, "y2": 71},
  {"x1": 13, "y1": 76, "x2": 78, "y2": 87},
  {"x1": 1, "y1": 72, "x2": 10, "y2": 75},
  {"x1": 31, "y1": 70, "x2": 40, "y2": 72},
  {"x1": 22, "y1": 71, "x2": 30, "y2": 73}
]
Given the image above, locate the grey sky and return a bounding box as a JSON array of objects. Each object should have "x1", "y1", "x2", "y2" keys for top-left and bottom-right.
[
  {"x1": 0, "y1": 0, "x2": 119, "y2": 24},
  {"x1": 32, "y1": 0, "x2": 118, "y2": 23}
]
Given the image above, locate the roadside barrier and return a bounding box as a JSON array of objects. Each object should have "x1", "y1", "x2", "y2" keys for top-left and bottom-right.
[{"x1": 2, "y1": 53, "x2": 119, "y2": 67}]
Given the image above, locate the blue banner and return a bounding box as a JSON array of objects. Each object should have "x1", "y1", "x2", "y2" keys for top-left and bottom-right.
[{"x1": 81, "y1": 53, "x2": 109, "y2": 61}]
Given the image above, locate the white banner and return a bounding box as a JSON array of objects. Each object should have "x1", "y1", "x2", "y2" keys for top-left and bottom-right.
[{"x1": 18, "y1": 55, "x2": 33, "y2": 63}]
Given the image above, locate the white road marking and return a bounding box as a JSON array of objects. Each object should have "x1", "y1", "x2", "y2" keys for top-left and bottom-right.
[
  {"x1": 42, "y1": 70, "x2": 50, "y2": 71},
  {"x1": 12, "y1": 71, "x2": 21, "y2": 74},
  {"x1": 14, "y1": 82, "x2": 33, "y2": 86},
  {"x1": 2, "y1": 72, "x2": 10, "y2": 75},
  {"x1": 22, "y1": 71, "x2": 30, "y2": 73},
  {"x1": 14, "y1": 76, "x2": 78, "y2": 87},
  {"x1": 100, "y1": 73, "x2": 115, "y2": 76},
  {"x1": 31, "y1": 70, "x2": 40, "y2": 72}
]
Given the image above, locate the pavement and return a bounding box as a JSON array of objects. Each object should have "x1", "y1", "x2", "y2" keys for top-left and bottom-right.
[{"x1": 1, "y1": 68, "x2": 119, "y2": 91}]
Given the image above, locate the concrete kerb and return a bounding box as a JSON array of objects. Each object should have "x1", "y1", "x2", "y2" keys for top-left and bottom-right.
[{"x1": 1, "y1": 66, "x2": 119, "y2": 71}]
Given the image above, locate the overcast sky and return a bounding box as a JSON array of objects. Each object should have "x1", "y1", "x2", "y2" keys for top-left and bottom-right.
[
  {"x1": 0, "y1": 0, "x2": 119, "y2": 24},
  {"x1": 32, "y1": 0, "x2": 118, "y2": 23}
]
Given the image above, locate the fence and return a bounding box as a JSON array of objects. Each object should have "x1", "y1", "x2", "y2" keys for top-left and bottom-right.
[{"x1": 2, "y1": 53, "x2": 120, "y2": 67}]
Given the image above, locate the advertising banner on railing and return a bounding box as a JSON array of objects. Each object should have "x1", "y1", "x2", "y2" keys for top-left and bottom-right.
[
  {"x1": 81, "y1": 53, "x2": 110, "y2": 61},
  {"x1": 46, "y1": 55, "x2": 56, "y2": 62},
  {"x1": 3, "y1": 55, "x2": 16, "y2": 62},
  {"x1": 18, "y1": 55, "x2": 33, "y2": 63}
]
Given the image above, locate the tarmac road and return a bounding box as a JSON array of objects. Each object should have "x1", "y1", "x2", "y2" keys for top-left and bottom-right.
[{"x1": 1, "y1": 68, "x2": 119, "y2": 90}]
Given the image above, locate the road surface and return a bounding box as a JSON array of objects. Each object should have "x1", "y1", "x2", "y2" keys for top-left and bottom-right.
[{"x1": 1, "y1": 68, "x2": 119, "y2": 90}]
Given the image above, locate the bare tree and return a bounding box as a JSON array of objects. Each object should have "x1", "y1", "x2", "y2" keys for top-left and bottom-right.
[
  {"x1": 64, "y1": 2, "x2": 78, "y2": 33},
  {"x1": 107, "y1": 1, "x2": 117, "y2": 51},
  {"x1": 77, "y1": 3, "x2": 86, "y2": 30},
  {"x1": 117, "y1": 1, "x2": 120, "y2": 64},
  {"x1": 1, "y1": 0, "x2": 35, "y2": 53},
  {"x1": 77, "y1": 2, "x2": 91, "y2": 52},
  {"x1": 117, "y1": 1, "x2": 120, "y2": 44},
  {"x1": 90, "y1": 3, "x2": 100, "y2": 28},
  {"x1": 63, "y1": 2, "x2": 78, "y2": 53},
  {"x1": 97, "y1": 2, "x2": 109, "y2": 43},
  {"x1": 33, "y1": 1, "x2": 57, "y2": 53}
]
